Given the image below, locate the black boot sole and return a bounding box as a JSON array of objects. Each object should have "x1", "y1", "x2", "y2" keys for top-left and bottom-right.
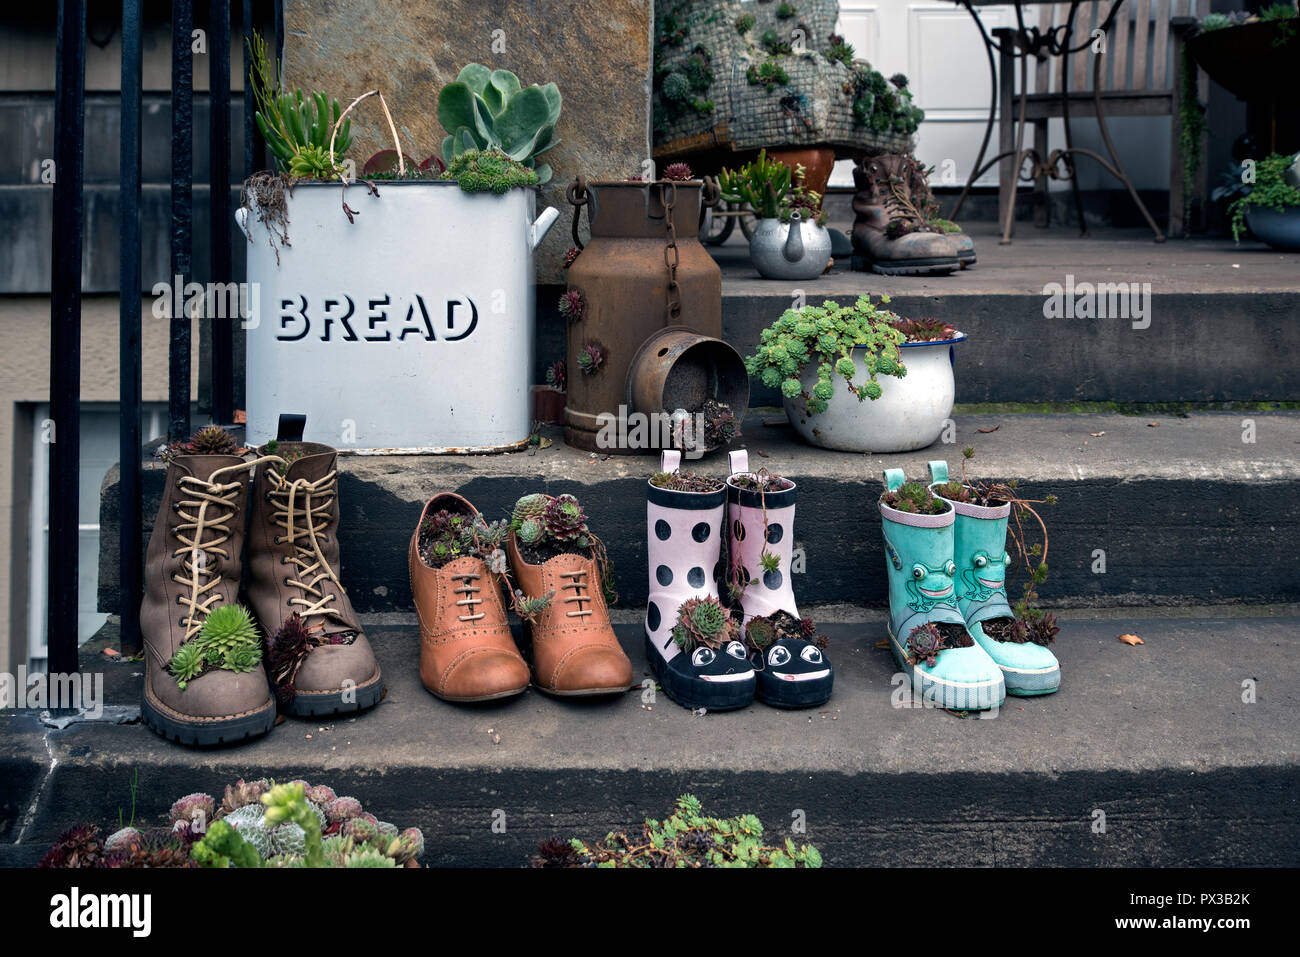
[
  {"x1": 755, "y1": 670, "x2": 834, "y2": 709},
  {"x1": 141, "y1": 692, "x2": 277, "y2": 747},
  {"x1": 281, "y1": 668, "x2": 384, "y2": 717},
  {"x1": 851, "y1": 253, "x2": 961, "y2": 276},
  {"x1": 645, "y1": 634, "x2": 755, "y2": 712}
]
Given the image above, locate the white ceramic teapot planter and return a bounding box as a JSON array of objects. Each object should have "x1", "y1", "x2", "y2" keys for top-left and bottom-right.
[
  {"x1": 238, "y1": 180, "x2": 558, "y2": 452},
  {"x1": 783, "y1": 334, "x2": 966, "y2": 453}
]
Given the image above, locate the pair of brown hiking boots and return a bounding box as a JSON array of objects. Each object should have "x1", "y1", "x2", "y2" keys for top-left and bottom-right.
[
  {"x1": 409, "y1": 493, "x2": 633, "y2": 702},
  {"x1": 141, "y1": 430, "x2": 382, "y2": 746},
  {"x1": 851, "y1": 152, "x2": 975, "y2": 275}
]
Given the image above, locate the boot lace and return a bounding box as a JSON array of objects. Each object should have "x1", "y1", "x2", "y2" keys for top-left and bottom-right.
[
  {"x1": 561, "y1": 569, "x2": 594, "y2": 619},
  {"x1": 453, "y1": 572, "x2": 485, "y2": 622},
  {"x1": 267, "y1": 466, "x2": 349, "y2": 626},
  {"x1": 171, "y1": 463, "x2": 250, "y2": 641},
  {"x1": 885, "y1": 175, "x2": 927, "y2": 226}
]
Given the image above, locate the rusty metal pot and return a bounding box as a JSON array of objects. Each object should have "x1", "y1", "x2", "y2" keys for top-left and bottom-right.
[{"x1": 563, "y1": 178, "x2": 748, "y2": 455}]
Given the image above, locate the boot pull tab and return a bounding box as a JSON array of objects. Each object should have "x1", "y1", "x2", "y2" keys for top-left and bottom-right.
[
  {"x1": 277, "y1": 413, "x2": 307, "y2": 442},
  {"x1": 728, "y1": 449, "x2": 749, "y2": 477},
  {"x1": 928, "y1": 461, "x2": 949, "y2": 485},
  {"x1": 660, "y1": 450, "x2": 682, "y2": 473},
  {"x1": 883, "y1": 468, "x2": 906, "y2": 492}
]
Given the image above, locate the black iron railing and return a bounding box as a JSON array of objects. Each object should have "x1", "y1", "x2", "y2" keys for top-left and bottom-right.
[
  {"x1": 49, "y1": 0, "x2": 279, "y2": 668},
  {"x1": 49, "y1": 0, "x2": 87, "y2": 676}
]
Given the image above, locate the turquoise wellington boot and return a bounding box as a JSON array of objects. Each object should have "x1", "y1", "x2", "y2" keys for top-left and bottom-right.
[
  {"x1": 928, "y1": 462, "x2": 1061, "y2": 696},
  {"x1": 880, "y1": 469, "x2": 1004, "y2": 710}
]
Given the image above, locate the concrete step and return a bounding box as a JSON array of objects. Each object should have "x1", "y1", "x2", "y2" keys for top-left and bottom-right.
[
  {"x1": 708, "y1": 223, "x2": 1300, "y2": 406},
  {"x1": 98, "y1": 410, "x2": 1300, "y2": 616},
  {"x1": 3, "y1": 612, "x2": 1296, "y2": 867}
]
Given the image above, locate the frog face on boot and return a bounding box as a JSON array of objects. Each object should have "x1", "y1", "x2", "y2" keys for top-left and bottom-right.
[
  {"x1": 961, "y1": 549, "x2": 1011, "y2": 601},
  {"x1": 904, "y1": 559, "x2": 958, "y2": 613}
]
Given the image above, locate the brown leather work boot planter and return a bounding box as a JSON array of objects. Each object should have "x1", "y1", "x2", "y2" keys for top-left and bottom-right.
[
  {"x1": 851, "y1": 153, "x2": 961, "y2": 276},
  {"x1": 140, "y1": 428, "x2": 277, "y2": 745},
  {"x1": 505, "y1": 493, "x2": 633, "y2": 695},
  {"x1": 247, "y1": 441, "x2": 383, "y2": 716},
  {"x1": 410, "y1": 493, "x2": 530, "y2": 702}
]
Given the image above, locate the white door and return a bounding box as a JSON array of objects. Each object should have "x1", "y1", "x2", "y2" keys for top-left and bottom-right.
[
  {"x1": 831, "y1": 1, "x2": 1020, "y2": 188},
  {"x1": 26, "y1": 403, "x2": 167, "y2": 670}
]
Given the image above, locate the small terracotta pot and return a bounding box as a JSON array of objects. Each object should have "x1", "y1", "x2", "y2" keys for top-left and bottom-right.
[
  {"x1": 531, "y1": 385, "x2": 566, "y2": 424},
  {"x1": 767, "y1": 147, "x2": 836, "y2": 200}
]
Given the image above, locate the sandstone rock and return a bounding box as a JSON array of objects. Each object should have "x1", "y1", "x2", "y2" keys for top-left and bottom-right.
[{"x1": 283, "y1": 0, "x2": 652, "y2": 282}]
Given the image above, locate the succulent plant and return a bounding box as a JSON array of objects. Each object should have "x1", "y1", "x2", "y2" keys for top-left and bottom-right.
[
  {"x1": 512, "y1": 493, "x2": 550, "y2": 527},
  {"x1": 190, "y1": 425, "x2": 240, "y2": 455},
  {"x1": 719, "y1": 149, "x2": 791, "y2": 219},
  {"x1": 512, "y1": 587, "x2": 554, "y2": 622},
  {"x1": 533, "y1": 793, "x2": 821, "y2": 868},
  {"x1": 325, "y1": 796, "x2": 363, "y2": 824},
  {"x1": 270, "y1": 822, "x2": 308, "y2": 857},
  {"x1": 104, "y1": 826, "x2": 142, "y2": 854},
  {"x1": 342, "y1": 817, "x2": 380, "y2": 843},
  {"x1": 168, "y1": 641, "x2": 206, "y2": 690},
  {"x1": 558, "y1": 288, "x2": 586, "y2": 322},
  {"x1": 745, "y1": 617, "x2": 776, "y2": 650},
  {"x1": 907, "y1": 622, "x2": 945, "y2": 667},
  {"x1": 441, "y1": 147, "x2": 539, "y2": 193},
  {"x1": 662, "y1": 71, "x2": 692, "y2": 103},
  {"x1": 196, "y1": 604, "x2": 261, "y2": 661},
  {"x1": 663, "y1": 162, "x2": 694, "y2": 181},
  {"x1": 517, "y1": 518, "x2": 544, "y2": 546},
  {"x1": 389, "y1": 827, "x2": 425, "y2": 864},
  {"x1": 577, "y1": 341, "x2": 606, "y2": 375},
  {"x1": 546, "y1": 359, "x2": 567, "y2": 391},
  {"x1": 1008, "y1": 612, "x2": 1060, "y2": 646},
  {"x1": 344, "y1": 848, "x2": 397, "y2": 868},
  {"x1": 220, "y1": 778, "x2": 272, "y2": 815},
  {"x1": 246, "y1": 31, "x2": 351, "y2": 178},
  {"x1": 306, "y1": 784, "x2": 337, "y2": 806},
  {"x1": 169, "y1": 793, "x2": 216, "y2": 826},
  {"x1": 671, "y1": 596, "x2": 740, "y2": 652},
  {"x1": 437, "y1": 64, "x2": 561, "y2": 183},
  {"x1": 541, "y1": 494, "x2": 589, "y2": 546},
  {"x1": 881, "y1": 482, "x2": 949, "y2": 516}
]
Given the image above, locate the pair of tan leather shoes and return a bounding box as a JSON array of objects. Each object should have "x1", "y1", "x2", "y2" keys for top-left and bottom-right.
[{"x1": 409, "y1": 493, "x2": 633, "y2": 702}]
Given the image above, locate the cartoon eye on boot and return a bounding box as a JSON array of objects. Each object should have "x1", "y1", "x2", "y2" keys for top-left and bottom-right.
[{"x1": 763, "y1": 639, "x2": 832, "y2": 692}]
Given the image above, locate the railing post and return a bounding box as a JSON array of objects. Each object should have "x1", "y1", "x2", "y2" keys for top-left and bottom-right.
[
  {"x1": 210, "y1": 0, "x2": 234, "y2": 424},
  {"x1": 49, "y1": 0, "x2": 87, "y2": 676},
  {"x1": 119, "y1": 0, "x2": 144, "y2": 658},
  {"x1": 243, "y1": 0, "x2": 256, "y2": 176},
  {"x1": 170, "y1": 0, "x2": 194, "y2": 441}
]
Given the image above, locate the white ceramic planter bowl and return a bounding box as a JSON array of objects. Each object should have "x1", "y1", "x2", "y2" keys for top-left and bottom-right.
[
  {"x1": 783, "y1": 335, "x2": 965, "y2": 452},
  {"x1": 239, "y1": 180, "x2": 557, "y2": 452}
]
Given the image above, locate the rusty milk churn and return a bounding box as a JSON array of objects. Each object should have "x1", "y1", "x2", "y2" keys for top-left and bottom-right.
[{"x1": 563, "y1": 176, "x2": 749, "y2": 455}]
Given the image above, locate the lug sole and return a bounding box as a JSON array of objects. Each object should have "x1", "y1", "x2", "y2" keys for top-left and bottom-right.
[
  {"x1": 756, "y1": 671, "x2": 834, "y2": 709},
  {"x1": 645, "y1": 634, "x2": 755, "y2": 712},
  {"x1": 141, "y1": 691, "x2": 277, "y2": 747},
  {"x1": 851, "y1": 253, "x2": 961, "y2": 276},
  {"x1": 282, "y1": 668, "x2": 384, "y2": 717}
]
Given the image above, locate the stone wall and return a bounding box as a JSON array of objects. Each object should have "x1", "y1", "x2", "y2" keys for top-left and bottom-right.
[{"x1": 283, "y1": 0, "x2": 653, "y2": 281}]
